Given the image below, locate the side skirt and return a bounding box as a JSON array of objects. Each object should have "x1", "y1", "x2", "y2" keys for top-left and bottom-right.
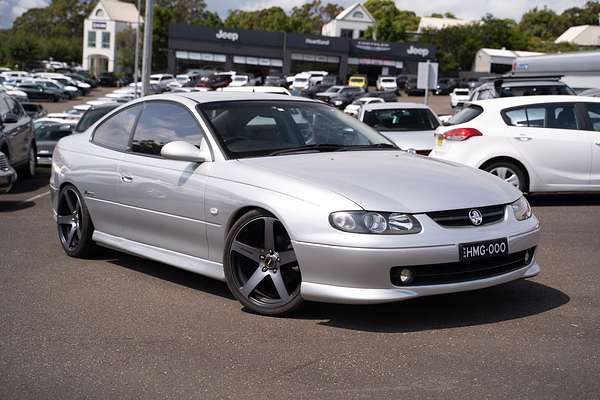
[{"x1": 92, "y1": 231, "x2": 225, "y2": 282}]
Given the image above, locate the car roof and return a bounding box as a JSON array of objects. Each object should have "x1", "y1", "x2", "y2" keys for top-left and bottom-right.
[
  {"x1": 361, "y1": 102, "x2": 432, "y2": 111},
  {"x1": 470, "y1": 95, "x2": 598, "y2": 109},
  {"x1": 140, "y1": 92, "x2": 316, "y2": 104}
]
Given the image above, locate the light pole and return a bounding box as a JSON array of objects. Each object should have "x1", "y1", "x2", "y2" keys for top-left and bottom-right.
[
  {"x1": 141, "y1": 0, "x2": 154, "y2": 97},
  {"x1": 133, "y1": 0, "x2": 141, "y2": 97}
]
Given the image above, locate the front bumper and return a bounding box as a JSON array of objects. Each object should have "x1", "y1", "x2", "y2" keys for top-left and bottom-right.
[
  {"x1": 37, "y1": 152, "x2": 53, "y2": 165},
  {"x1": 0, "y1": 164, "x2": 17, "y2": 194},
  {"x1": 296, "y1": 222, "x2": 540, "y2": 304}
]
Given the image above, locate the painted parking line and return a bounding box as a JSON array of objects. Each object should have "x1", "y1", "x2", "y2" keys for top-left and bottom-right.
[{"x1": 24, "y1": 191, "x2": 50, "y2": 203}]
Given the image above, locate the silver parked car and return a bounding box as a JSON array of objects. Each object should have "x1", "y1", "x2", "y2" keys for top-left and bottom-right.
[{"x1": 50, "y1": 93, "x2": 541, "y2": 316}]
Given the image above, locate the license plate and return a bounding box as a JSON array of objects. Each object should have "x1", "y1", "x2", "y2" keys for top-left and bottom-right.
[
  {"x1": 436, "y1": 134, "x2": 443, "y2": 147},
  {"x1": 459, "y1": 238, "x2": 508, "y2": 261}
]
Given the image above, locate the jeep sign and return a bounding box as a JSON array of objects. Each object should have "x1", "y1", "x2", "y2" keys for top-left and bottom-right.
[
  {"x1": 215, "y1": 29, "x2": 239, "y2": 42},
  {"x1": 406, "y1": 45, "x2": 430, "y2": 57}
]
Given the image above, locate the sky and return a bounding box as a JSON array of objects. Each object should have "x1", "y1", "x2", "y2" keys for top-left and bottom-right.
[{"x1": 0, "y1": 0, "x2": 589, "y2": 30}]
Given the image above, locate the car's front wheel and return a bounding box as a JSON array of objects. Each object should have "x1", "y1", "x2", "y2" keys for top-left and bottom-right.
[
  {"x1": 224, "y1": 210, "x2": 303, "y2": 316},
  {"x1": 19, "y1": 145, "x2": 36, "y2": 178},
  {"x1": 57, "y1": 185, "x2": 96, "y2": 257}
]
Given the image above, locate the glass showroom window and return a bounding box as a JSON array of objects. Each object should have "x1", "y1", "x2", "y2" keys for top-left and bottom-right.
[
  {"x1": 88, "y1": 31, "x2": 96, "y2": 47},
  {"x1": 102, "y1": 32, "x2": 110, "y2": 48}
]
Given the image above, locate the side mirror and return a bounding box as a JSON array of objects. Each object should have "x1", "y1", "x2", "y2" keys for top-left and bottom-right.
[
  {"x1": 1, "y1": 113, "x2": 18, "y2": 124},
  {"x1": 160, "y1": 140, "x2": 211, "y2": 163}
]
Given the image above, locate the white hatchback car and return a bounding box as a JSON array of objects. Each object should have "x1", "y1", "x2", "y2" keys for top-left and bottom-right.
[
  {"x1": 431, "y1": 96, "x2": 600, "y2": 193},
  {"x1": 451, "y1": 88, "x2": 470, "y2": 108},
  {"x1": 343, "y1": 96, "x2": 384, "y2": 117},
  {"x1": 359, "y1": 102, "x2": 440, "y2": 154}
]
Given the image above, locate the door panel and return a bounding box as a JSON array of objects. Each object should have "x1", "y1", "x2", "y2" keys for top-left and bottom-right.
[
  {"x1": 117, "y1": 154, "x2": 210, "y2": 259},
  {"x1": 508, "y1": 104, "x2": 591, "y2": 190},
  {"x1": 584, "y1": 102, "x2": 600, "y2": 187}
]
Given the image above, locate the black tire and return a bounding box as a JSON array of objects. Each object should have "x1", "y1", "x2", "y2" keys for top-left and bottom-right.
[
  {"x1": 483, "y1": 160, "x2": 527, "y2": 193},
  {"x1": 19, "y1": 144, "x2": 36, "y2": 178},
  {"x1": 224, "y1": 209, "x2": 303, "y2": 316},
  {"x1": 56, "y1": 184, "x2": 97, "y2": 258}
]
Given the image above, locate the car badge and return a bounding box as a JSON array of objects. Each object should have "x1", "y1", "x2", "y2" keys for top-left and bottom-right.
[{"x1": 468, "y1": 209, "x2": 483, "y2": 226}]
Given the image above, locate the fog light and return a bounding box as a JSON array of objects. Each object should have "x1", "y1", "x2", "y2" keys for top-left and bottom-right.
[
  {"x1": 524, "y1": 250, "x2": 531, "y2": 264},
  {"x1": 399, "y1": 268, "x2": 414, "y2": 284}
]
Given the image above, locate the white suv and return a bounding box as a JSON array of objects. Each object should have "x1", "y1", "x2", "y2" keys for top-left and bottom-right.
[{"x1": 430, "y1": 96, "x2": 600, "y2": 193}]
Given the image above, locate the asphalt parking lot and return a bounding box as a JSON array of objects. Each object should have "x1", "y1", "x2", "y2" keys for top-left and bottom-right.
[{"x1": 1, "y1": 167, "x2": 599, "y2": 399}]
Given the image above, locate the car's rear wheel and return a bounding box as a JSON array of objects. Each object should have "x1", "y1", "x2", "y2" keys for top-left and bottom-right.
[
  {"x1": 224, "y1": 210, "x2": 303, "y2": 316},
  {"x1": 57, "y1": 185, "x2": 96, "y2": 257},
  {"x1": 484, "y1": 161, "x2": 527, "y2": 192}
]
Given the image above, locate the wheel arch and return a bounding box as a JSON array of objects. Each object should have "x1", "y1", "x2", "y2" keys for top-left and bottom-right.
[{"x1": 479, "y1": 156, "x2": 531, "y2": 193}]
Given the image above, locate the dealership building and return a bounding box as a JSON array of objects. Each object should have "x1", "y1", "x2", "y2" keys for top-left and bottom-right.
[{"x1": 167, "y1": 24, "x2": 436, "y2": 83}]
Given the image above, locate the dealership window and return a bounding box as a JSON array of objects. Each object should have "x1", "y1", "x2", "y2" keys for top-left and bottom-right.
[
  {"x1": 340, "y1": 29, "x2": 353, "y2": 38},
  {"x1": 101, "y1": 32, "x2": 110, "y2": 48},
  {"x1": 88, "y1": 31, "x2": 96, "y2": 47}
]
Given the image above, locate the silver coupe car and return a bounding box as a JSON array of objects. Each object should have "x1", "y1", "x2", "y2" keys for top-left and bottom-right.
[{"x1": 50, "y1": 92, "x2": 541, "y2": 316}]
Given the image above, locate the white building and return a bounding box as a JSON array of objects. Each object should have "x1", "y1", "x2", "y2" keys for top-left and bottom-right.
[
  {"x1": 555, "y1": 25, "x2": 600, "y2": 47},
  {"x1": 473, "y1": 48, "x2": 543, "y2": 74},
  {"x1": 417, "y1": 16, "x2": 474, "y2": 33},
  {"x1": 321, "y1": 3, "x2": 375, "y2": 39},
  {"x1": 82, "y1": 0, "x2": 141, "y2": 75}
]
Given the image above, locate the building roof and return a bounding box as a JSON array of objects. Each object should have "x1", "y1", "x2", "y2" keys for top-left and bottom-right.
[
  {"x1": 335, "y1": 3, "x2": 375, "y2": 23},
  {"x1": 478, "y1": 48, "x2": 544, "y2": 58},
  {"x1": 555, "y1": 25, "x2": 600, "y2": 46},
  {"x1": 417, "y1": 17, "x2": 474, "y2": 33},
  {"x1": 95, "y1": 0, "x2": 141, "y2": 23}
]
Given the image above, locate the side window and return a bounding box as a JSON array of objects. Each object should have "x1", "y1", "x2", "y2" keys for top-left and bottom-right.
[
  {"x1": 131, "y1": 102, "x2": 205, "y2": 156},
  {"x1": 504, "y1": 107, "x2": 528, "y2": 127},
  {"x1": 546, "y1": 104, "x2": 579, "y2": 130},
  {"x1": 4, "y1": 96, "x2": 23, "y2": 117},
  {"x1": 585, "y1": 103, "x2": 600, "y2": 132},
  {"x1": 0, "y1": 98, "x2": 10, "y2": 117},
  {"x1": 478, "y1": 90, "x2": 494, "y2": 100},
  {"x1": 525, "y1": 107, "x2": 545, "y2": 128},
  {"x1": 92, "y1": 105, "x2": 141, "y2": 150}
]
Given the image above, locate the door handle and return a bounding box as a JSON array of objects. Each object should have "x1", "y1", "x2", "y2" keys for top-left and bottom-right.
[
  {"x1": 514, "y1": 136, "x2": 532, "y2": 142},
  {"x1": 121, "y1": 175, "x2": 133, "y2": 183}
]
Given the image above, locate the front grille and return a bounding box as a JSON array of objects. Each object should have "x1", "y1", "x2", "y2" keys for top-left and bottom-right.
[
  {"x1": 390, "y1": 247, "x2": 535, "y2": 286},
  {"x1": 427, "y1": 204, "x2": 506, "y2": 227},
  {"x1": 0, "y1": 152, "x2": 9, "y2": 170}
]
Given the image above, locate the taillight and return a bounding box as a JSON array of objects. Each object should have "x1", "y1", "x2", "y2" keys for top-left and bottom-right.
[{"x1": 443, "y1": 127, "x2": 482, "y2": 141}]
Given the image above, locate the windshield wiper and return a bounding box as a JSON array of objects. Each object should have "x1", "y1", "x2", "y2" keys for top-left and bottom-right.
[
  {"x1": 269, "y1": 144, "x2": 345, "y2": 156},
  {"x1": 334, "y1": 143, "x2": 398, "y2": 151}
]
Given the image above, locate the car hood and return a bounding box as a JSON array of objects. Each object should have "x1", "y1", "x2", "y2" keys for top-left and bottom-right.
[
  {"x1": 316, "y1": 92, "x2": 338, "y2": 98},
  {"x1": 238, "y1": 151, "x2": 521, "y2": 213}
]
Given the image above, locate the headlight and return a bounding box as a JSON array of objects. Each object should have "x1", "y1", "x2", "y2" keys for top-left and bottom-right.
[
  {"x1": 330, "y1": 211, "x2": 422, "y2": 234},
  {"x1": 511, "y1": 196, "x2": 532, "y2": 221}
]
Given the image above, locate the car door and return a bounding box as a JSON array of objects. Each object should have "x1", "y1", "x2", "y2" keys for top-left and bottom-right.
[
  {"x1": 3, "y1": 96, "x2": 30, "y2": 164},
  {"x1": 583, "y1": 102, "x2": 600, "y2": 187},
  {"x1": 503, "y1": 103, "x2": 591, "y2": 189},
  {"x1": 84, "y1": 103, "x2": 143, "y2": 237},
  {"x1": 117, "y1": 100, "x2": 211, "y2": 259}
]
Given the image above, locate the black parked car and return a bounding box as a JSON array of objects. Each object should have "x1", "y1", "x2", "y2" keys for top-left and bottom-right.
[
  {"x1": 327, "y1": 87, "x2": 367, "y2": 109},
  {"x1": 74, "y1": 102, "x2": 119, "y2": 133},
  {"x1": 396, "y1": 75, "x2": 409, "y2": 89},
  {"x1": 0, "y1": 92, "x2": 36, "y2": 192},
  {"x1": 99, "y1": 72, "x2": 118, "y2": 87},
  {"x1": 16, "y1": 83, "x2": 64, "y2": 102},
  {"x1": 405, "y1": 77, "x2": 425, "y2": 96},
  {"x1": 434, "y1": 78, "x2": 458, "y2": 95},
  {"x1": 34, "y1": 120, "x2": 76, "y2": 165},
  {"x1": 20, "y1": 103, "x2": 46, "y2": 119}
]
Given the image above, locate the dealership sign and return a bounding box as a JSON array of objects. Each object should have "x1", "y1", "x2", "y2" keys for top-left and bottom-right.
[
  {"x1": 406, "y1": 45, "x2": 430, "y2": 57},
  {"x1": 92, "y1": 21, "x2": 107, "y2": 30},
  {"x1": 305, "y1": 38, "x2": 330, "y2": 46},
  {"x1": 215, "y1": 29, "x2": 239, "y2": 42},
  {"x1": 355, "y1": 41, "x2": 391, "y2": 52}
]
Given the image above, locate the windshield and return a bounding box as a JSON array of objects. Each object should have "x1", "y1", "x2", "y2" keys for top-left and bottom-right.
[
  {"x1": 294, "y1": 78, "x2": 308, "y2": 83},
  {"x1": 363, "y1": 108, "x2": 439, "y2": 131},
  {"x1": 199, "y1": 101, "x2": 394, "y2": 159},
  {"x1": 35, "y1": 124, "x2": 73, "y2": 141},
  {"x1": 381, "y1": 78, "x2": 395, "y2": 83},
  {"x1": 350, "y1": 78, "x2": 364, "y2": 83}
]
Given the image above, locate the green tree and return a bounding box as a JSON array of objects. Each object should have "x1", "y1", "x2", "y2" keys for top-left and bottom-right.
[
  {"x1": 116, "y1": 28, "x2": 138, "y2": 73},
  {"x1": 225, "y1": 7, "x2": 289, "y2": 32},
  {"x1": 363, "y1": 0, "x2": 419, "y2": 41},
  {"x1": 519, "y1": 7, "x2": 558, "y2": 40}
]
